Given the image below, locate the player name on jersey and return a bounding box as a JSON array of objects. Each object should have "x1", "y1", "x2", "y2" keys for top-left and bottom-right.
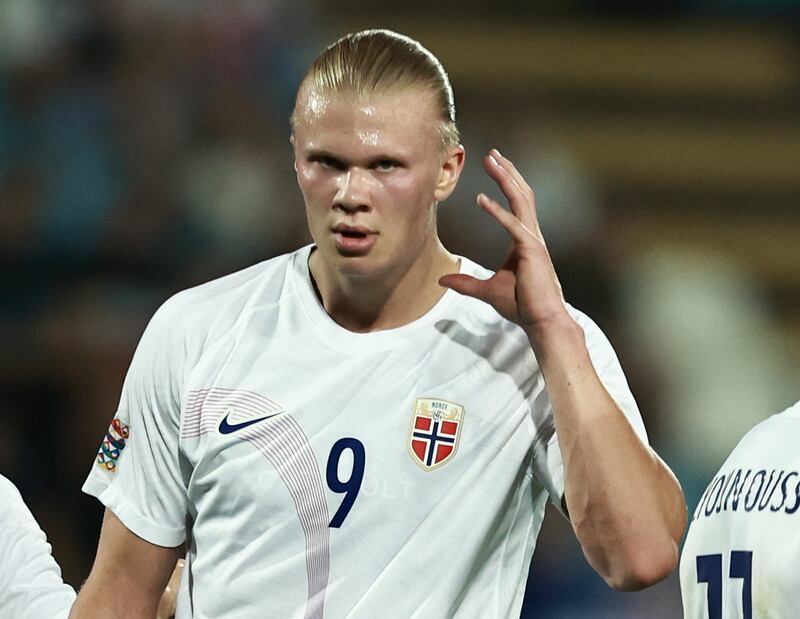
[{"x1": 692, "y1": 466, "x2": 800, "y2": 521}]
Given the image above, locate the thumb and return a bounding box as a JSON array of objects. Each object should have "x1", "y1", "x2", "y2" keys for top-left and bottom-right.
[{"x1": 439, "y1": 274, "x2": 491, "y2": 303}]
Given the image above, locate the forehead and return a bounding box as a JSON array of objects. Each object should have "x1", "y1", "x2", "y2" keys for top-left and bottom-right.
[{"x1": 293, "y1": 86, "x2": 441, "y2": 151}]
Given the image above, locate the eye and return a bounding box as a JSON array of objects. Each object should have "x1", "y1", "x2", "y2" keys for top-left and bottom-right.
[
  {"x1": 310, "y1": 155, "x2": 346, "y2": 171},
  {"x1": 372, "y1": 159, "x2": 400, "y2": 171}
]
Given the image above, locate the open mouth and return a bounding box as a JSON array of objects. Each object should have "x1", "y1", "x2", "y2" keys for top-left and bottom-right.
[
  {"x1": 338, "y1": 229, "x2": 367, "y2": 239},
  {"x1": 332, "y1": 226, "x2": 376, "y2": 254}
]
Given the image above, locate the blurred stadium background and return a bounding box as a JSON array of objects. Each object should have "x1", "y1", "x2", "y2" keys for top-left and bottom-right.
[{"x1": 1, "y1": 1, "x2": 798, "y2": 617}]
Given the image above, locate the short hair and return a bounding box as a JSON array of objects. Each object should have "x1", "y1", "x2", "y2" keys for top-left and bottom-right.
[{"x1": 292, "y1": 29, "x2": 460, "y2": 151}]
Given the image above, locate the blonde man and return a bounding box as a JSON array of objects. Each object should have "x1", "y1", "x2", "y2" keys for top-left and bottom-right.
[{"x1": 71, "y1": 30, "x2": 685, "y2": 618}]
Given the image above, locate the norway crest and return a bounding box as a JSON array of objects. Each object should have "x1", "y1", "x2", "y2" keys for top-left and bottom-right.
[{"x1": 408, "y1": 398, "x2": 465, "y2": 471}]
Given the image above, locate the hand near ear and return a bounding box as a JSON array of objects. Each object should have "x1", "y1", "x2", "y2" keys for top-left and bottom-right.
[{"x1": 440, "y1": 149, "x2": 567, "y2": 332}]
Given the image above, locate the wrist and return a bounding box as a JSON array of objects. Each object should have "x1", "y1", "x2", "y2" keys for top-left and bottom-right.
[{"x1": 523, "y1": 312, "x2": 584, "y2": 353}]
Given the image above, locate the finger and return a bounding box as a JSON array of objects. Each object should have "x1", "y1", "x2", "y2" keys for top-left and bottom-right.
[
  {"x1": 477, "y1": 192, "x2": 540, "y2": 246},
  {"x1": 483, "y1": 151, "x2": 538, "y2": 230},
  {"x1": 439, "y1": 273, "x2": 492, "y2": 303},
  {"x1": 168, "y1": 558, "x2": 184, "y2": 589},
  {"x1": 156, "y1": 558, "x2": 184, "y2": 619},
  {"x1": 491, "y1": 149, "x2": 536, "y2": 211}
]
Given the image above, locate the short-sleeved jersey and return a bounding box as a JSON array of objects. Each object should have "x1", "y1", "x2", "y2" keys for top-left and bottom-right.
[
  {"x1": 680, "y1": 400, "x2": 800, "y2": 618},
  {"x1": 0, "y1": 475, "x2": 76, "y2": 619},
  {"x1": 83, "y1": 245, "x2": 646, "y2": 619}
]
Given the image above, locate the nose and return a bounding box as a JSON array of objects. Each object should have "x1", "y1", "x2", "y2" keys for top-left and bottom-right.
[{"x1": 334, "y1": 168, "x2": 371, "y2": 212}]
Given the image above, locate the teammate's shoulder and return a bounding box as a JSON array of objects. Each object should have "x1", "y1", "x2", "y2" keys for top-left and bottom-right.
[
  {"x1": 744, "y1": 400, "x2": 800, "y2": 440},
  {"x1": 720, "y1": 400, "x2": 800, "y2": 463},
  {"x1": 0, "y1": 474, "x2": 20, "y2": 500},
  {"x1": 0, "y1": 474, "x2": 28, "y2": 520}
]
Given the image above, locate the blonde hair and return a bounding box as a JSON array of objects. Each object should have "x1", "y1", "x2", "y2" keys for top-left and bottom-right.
[{"x1": 292, "y1": 29, "x2": 460, "y2": 150}]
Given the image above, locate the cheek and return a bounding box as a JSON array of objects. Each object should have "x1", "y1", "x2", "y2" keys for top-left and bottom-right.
[
  {"x1": 382, "y1": 175, "x2": 436, "y2": 228},
  {"x1": 296, "y1": 165, "x2": 318, "y2": 194},
  {"x1": 297, "y1": 166, "x2": 334, "y2": 206}
]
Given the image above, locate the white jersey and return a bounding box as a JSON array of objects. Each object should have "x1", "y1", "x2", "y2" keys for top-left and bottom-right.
[
  {"x1": 83, "y1": 245, "x2": 647, "y2": 619},
  {"x1": 680, "y1": 400, "x2": 800, "y2": 618},
  {"x1": 0, "y1": 475, "x2": 76, "y2": 619}
]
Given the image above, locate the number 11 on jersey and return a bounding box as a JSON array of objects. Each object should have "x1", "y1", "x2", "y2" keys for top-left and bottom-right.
[{"x1": 696, "y1": 550, "x2": 753, "y2": 619}]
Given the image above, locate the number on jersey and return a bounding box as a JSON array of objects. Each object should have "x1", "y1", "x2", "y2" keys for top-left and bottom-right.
[
  {"x1": 696, "y1": 551, "x2": 752, "y2": 619},
  {"x1": 326, "y1": 438, "x2": 365, "y2": 528}
]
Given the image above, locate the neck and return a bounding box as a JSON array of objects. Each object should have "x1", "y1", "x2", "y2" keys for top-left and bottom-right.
[{"x1": 308, "y1": 239, "x2": 459, "y2": 333}]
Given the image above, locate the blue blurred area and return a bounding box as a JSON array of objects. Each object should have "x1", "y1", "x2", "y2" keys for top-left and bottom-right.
[{"x1": 1, "y1": 2, "x2": 798, "y2": 617}]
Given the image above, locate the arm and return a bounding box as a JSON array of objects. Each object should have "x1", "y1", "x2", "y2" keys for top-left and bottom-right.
[
  {"x1": 440, "y1": 149, "x2": 686, "y2": 591},
  {"x1": 527, "y1": 314, "x2": 686, "y2": 590},
  {"x1": 70, "y1": 509, "x2": 182, "y2": 619}
]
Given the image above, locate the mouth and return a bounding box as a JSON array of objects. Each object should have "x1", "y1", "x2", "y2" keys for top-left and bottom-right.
[
  {"x1": 332, "y1": 225, "x2": 373, "y2": 238},
  {"x1": 331, "y1": 225, "x2": 377, "y2": 255}
]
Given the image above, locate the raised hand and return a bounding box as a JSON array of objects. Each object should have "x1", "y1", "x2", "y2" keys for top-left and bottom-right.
[{"x1": 439, "y1": 149, "x2": 568, "y2": 331}]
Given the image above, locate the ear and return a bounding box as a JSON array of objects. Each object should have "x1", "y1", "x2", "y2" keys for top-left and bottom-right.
[
  {"x1": 433, "y1": 145, "x2": 465, "y2": 202},
  {"x1": 290, "y1": 134, "x2": 298, "y2": 172}
]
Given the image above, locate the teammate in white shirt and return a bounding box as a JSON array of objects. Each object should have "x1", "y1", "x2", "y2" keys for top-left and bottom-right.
[
  {"x1": 0, "y1": 474, "x2": 76, "y2": 619},
  {"x1": 0, "y1": 474, "x2": 182, "y2": 618},
  {"x1": 680, "y1": 400, "x2": 800, "y2": 618},
  {"x1": 70, "y1": 29, "x2": 686, "y2": 618}
]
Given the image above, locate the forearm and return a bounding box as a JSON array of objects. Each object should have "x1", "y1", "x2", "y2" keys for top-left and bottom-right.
[
  {"x1": 70, "y1": 510, "x2": 183, "y2": 618},
  {"x1": 70, "y1": 581, "x2": 161, "y2": 619},
  {"x1": 527, "y1": 314, "x2": 687, "y2": 590}
]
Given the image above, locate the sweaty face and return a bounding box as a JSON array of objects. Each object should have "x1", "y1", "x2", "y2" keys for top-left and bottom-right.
[{"x1": 292, "y1": 87, "x2": 455, "y2": 281}]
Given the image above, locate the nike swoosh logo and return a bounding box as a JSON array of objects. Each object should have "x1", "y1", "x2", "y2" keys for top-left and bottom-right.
[{"x1": 218, "y1": 411, "x2": 281, "y2": 434}]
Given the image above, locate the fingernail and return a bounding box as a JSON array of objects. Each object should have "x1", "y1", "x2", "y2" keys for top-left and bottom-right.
[
  {"x1": 492, "y1": 148, "x2": 503, "y2": 158},
  {"x1": 487, "y1": 154, "x2": 499, "y2": 167}
]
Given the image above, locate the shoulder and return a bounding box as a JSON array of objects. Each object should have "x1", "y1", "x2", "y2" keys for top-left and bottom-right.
[
  {"x1": 161, "y1": 249, "x2": 300, "y2": 323},
  {"x1": 142, "y1": 248, "x2": 304, "y2": 346},
  {"x1": 730, "y1": 400, "x2": 800, "y2": 453},
  {"x1": 0, "y1": 475, "x2": 53, "y2": 541},
  {"x1": 0, "y1": 475, "x2": 46, "y2": 558},
  {"x1": 0, "y1": 476, "x2": 76, "y2": 618},
  {"x1": 0, "y1": 475, "x2": 30, "y2": 523}
]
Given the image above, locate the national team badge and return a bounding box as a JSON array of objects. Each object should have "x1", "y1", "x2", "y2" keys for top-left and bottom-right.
[
  {"x1": 408, "y1": 398, "x2": 465, "y2": 471},
  {"x1": 95, "y1": 418, "x2": 130, "y2": 473}
]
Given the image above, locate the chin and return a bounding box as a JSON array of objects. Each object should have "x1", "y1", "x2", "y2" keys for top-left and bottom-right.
[
  {"x1": 314, "y1": 238, "x2": 391, "y2": 280},
  {"x1": 334, "y1": 254, "x2": 384, "y2": 278}
]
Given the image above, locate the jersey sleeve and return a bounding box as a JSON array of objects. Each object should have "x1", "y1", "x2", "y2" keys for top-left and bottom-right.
[
  {"x1": 82, "y1": 295, "x2": 190, "y2": 547},
  {"x1": 529, "y1": 307, "x2": 648, "y2": 517},
  {"x1": 0, "y1": 476, "x2": 76, "y2": 619}
]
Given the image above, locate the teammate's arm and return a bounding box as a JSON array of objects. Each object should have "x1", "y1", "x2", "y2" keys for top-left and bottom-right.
[
  {"x1": 69, "y1": 509, "x2": 183, "y2": 619},
  {"x1": 440, "y1": 148, "x2": 687, "y2": 591}
]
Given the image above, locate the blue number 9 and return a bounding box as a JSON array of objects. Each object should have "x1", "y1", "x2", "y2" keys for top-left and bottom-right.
[{"x1": 326, "y1": 438, "x2": 366, "y2": 528}]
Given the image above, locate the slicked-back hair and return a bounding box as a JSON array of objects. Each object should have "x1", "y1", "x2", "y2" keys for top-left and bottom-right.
[{"x1": 292, "y1": 29, "x2": 460, "y2": 151}]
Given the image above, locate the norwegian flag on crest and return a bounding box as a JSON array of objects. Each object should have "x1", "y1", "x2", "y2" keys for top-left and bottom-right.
[{"x1": 408, "y1": 398, "x2": 465, "y2": 471}]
